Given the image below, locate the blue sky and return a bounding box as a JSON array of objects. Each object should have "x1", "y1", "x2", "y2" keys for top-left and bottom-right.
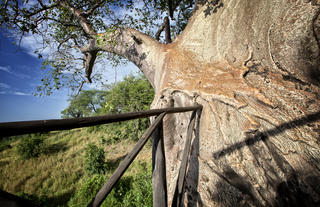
[{"x1": 0, "y1": 32, "x2": 139, "y2": 122}]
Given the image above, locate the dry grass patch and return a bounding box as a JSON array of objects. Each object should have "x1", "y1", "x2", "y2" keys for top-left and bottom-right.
[{"x1": 0, "y1": 128, "x2": 152, "y2": 206}]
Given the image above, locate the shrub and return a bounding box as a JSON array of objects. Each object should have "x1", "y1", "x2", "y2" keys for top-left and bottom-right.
[
  {"x1": 17, "y1": 192, "x2": 48, "y2": 206},
  {"x1": 16, "y1": 134, "x2": 45, "y2": 159},
  {"x1": 68, "y1": 162, "x2": 152, "y2": 207},
  {"x1": 85, "y1": 144, "x2": 105, "y2": 175},
  {"x1": 67, "y1": 174, "x2": 106, "y2": 206}
]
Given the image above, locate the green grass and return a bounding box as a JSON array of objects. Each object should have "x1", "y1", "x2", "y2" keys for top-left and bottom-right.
[{"x1": 0, "y1": 128, "x2": 152, "y2": 206}]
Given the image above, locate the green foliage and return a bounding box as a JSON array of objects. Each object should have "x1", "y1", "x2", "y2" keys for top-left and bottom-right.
[
  {"x1": 63, "y1": 74, "x2": 154, "y2": 142},
  {"x1": 61, "y1": 90, "x2": 107, "y2": 118},
  {"x1": 0, "y1": 141, "x2": 12, "y2": 152},
  {"x1": 0, "y1": 0, "x2": 195, "y2": 95},
  {"x1": 68, "y1": 162, "x2": 152, "y2": 207},
  {"x1": 17, "y1": 192, "x2": 49, "y2": 207},
  {"x1": 16, "y1": 134, "x2": 46, "y2": 159},
  {"x1": 85, "y1": 144, "x2": 106, "y2": 175},
  {"x1": 103, "y1": 74, "x2": 154, "y2": 113},
  {"x1": 100, "y1": 74, "x2": 154, "y2": 141},
  {"x1": 67, "y1": 174, "x2": 106, "y2": 207}
]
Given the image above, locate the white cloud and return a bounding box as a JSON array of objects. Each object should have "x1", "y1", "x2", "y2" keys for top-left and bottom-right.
[
  {"x1": 13, "y1": 91, "x2": 30, "y2": 96},
  {"x1": 0, "y1": 83, "x2": 31, "y2": 96},
  {"x1": 0, "y1": 83, "x2": 11, "y2": 89},
  {"x1": 0, "y1": 65, "x2": 31, "y2": 79},
  {"x1": 0, "y1": 66, "x2": 11, "y2": 73}
]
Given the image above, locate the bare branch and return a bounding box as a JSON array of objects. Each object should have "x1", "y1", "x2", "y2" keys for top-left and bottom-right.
[
  {"x1": 155, "y1": 22, "x2": 166, "y2": 41},
  {"x1": 155, "y1": 17, "x2": 172, "y2": 43},
  {"x1": 167, "y1": 0, "x2": 174, "y2": 18},
  {"x1": 164, "y1": 17, "x2": 172, "y2": 43}
]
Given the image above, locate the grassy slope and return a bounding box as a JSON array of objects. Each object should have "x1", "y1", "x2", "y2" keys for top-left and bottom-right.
[{"x1": 0, "y1": 128, "x2": 152, "y2": 206}]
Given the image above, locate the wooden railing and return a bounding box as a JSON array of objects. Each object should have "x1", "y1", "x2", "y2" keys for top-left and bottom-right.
[{"x1": 0, "y1": 105, "x2": 202, "y2": 207}]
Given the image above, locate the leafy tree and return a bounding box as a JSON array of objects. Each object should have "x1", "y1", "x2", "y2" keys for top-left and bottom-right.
[
  {"x1": 61, "y1": 90, "x2": 107, "y2": 118},
  {"x1": 100, "y1": 74, "x2": 154, "y2": 141},
  {"x1": 102, "y1": 74, "x2": 154, "y2": 113}
]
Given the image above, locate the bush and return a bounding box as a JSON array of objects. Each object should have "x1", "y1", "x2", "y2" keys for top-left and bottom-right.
[
  {"x1": 68, "y1": 162, "x2": 152, "y2": 207},
  {"x1": 67, "y1": 174, "x2": 106, "y2": 206},
  {"x1": 85, "y1": 144, "x2": 106, "y2": 175},
  {"x1": 17, "y1": 192, "x2": 48, "y2": 206},
  {"x1": 16, "y1": 134, "x2": 45, "y2": 159}
]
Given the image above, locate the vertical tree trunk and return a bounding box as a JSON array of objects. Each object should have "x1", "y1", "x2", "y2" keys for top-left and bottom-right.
[{"x1": 149, "y1": 0, "x2": 320, "y2": 206}]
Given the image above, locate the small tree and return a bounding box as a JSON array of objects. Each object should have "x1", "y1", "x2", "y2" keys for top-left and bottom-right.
[
  {"x1": 61, "y1": 90, "x2": 107, "y2": 118},
  {"x1": 101, "y1": 74, "x2": 154, "y2": 141},
  {"x1": 16, "y1": 134, "x2": 45, "y2": 159},
  {"x1": 85, "y1": 144, "x2": 105, "y2": 175}
]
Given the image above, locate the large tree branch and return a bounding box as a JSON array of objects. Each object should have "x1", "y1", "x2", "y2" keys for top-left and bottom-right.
[
  {"x1": 155, "y1": 17, "x2": 172, "y2": 44},
  {"x1": 58, "y1": 0, "x2": 97, "y2": 38},
  {"x1": 81, "y1": 28, "x2": 162, "y2": 88},
  {"x1": 164, "y1": 17, "x2": 172, "y2": 43}
]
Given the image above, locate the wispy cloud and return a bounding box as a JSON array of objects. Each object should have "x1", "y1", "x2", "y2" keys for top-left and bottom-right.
[
  {"x1": 0, "y1": 82, "x2": 11, "y2": 89},
  {"x1": 0, "y1": 83, "x2": 31, "y2": 96},
  {"x1": 0, "y1": 66, "x2": 11, "y2": 73},
  {"x1": 0, "y1": 65, "x2": 31, "y2": 79},
  {"x1": 13, "y1": 91, "x2": 30, "y2": 96}
]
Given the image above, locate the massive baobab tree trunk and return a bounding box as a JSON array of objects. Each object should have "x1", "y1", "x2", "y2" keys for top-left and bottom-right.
[
  {"x1": 92, "y1": 0, "x2": 320, "y2": 206},
  {"x1": 138, "y1": 0, "x2": 320, "y2": 206}
]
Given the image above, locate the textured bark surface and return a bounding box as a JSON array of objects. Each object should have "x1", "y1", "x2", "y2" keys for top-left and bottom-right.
[{"x1": 148, "y1": 0, "x2": 320, "y2": 206}]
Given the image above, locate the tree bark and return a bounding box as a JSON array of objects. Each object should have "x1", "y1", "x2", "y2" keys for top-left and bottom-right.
[
  {"x1": 96, "y1": 0, "x2": 320, "y2": 206},
  {"x1": 147, "y1": 0, "x2": 320, "y2": 206}
]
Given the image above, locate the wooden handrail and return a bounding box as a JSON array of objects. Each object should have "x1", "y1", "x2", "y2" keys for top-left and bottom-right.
[
  {"x1": 0, "y1": 106, "x2": 201, "y2": 138},
  {"x1": 0, "y1": 105, "x2": 202, "y2": 207},
  {"x1": 88, "y1": 112, "x2": 166, "y2": 207}
]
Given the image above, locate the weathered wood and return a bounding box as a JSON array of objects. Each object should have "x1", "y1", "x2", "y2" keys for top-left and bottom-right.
[
  {"x1": 87, "y1": 112, "x2": 166, "y2": 207},
  {"x1": 172, "y1": 110, "x2": 197, "y2": 207},
  {"x1": 0, "y1": 106, "x2": 201, "y2": 138},
  {"x1": 152, "y1": 120, "x2": 167, "y2": 207}
]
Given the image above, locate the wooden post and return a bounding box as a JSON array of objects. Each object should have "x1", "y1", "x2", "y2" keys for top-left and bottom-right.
[
  {"x1": 172, "y1": 110, "x2": 197, "y2": 207},
  {"x1": 87, "y1": 112, "x2": 166, "y2": 207},
  {"x1": 152, "y1": 119, "x2": 168, "y2": 207}
]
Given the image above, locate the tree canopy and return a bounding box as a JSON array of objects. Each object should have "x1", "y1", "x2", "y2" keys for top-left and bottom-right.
[
  {"x1": 0, "y1": 0, "x2": 195, "y2": 95},
  {"x1": 61, "y1": 74, "x2": 154, "y2": 142},
  {"x1": 61, "y1": 73, "x2": 154, "y2": 118}
]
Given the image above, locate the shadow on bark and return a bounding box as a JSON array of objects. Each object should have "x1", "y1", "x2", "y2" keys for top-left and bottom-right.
[
  {"x1": 209, "y1": 111, "x2": 320, "y2": 206},
  {"x1": 212, "y1": 111, "x2": 320, "y2": 159},
  {"x1": 185, "y1": 109, "x2": 203, "y2": 206},
  {"x1": 209, "y1": 166, "x2": 320, "y2": 206}
]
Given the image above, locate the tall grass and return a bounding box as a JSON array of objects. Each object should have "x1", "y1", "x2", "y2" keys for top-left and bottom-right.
[{"x1": 0, "y1": 128, "x2": 152, "y2": 206}]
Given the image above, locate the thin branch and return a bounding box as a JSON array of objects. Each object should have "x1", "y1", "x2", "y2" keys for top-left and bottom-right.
[
  {"x1": 58, "y1": 0, "x2": 97, "y2": 38},
  {"x1": 45, "y1": 17, "x2": 81, "y2": 28},
  {"x1": 25, "y1": 3, "x2": 58, "y2": 18},
  {"x1": 155, "y1": 22, "x2": 166, "y2": 41},
  {"x1": 84, "y1": 0, "x2": 106, "y2": 17},
  {"x1": 75, "y1": 80, "x2": 85, "y2": 97}
]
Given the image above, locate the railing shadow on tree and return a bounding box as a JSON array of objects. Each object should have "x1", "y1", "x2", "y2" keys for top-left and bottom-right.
[
  {"x1": 210, "y1": 111, "x2": 320, "y2": 206},
  {"x1": 0, "y1": 105, "x2": 202, "y2": 207},
  {"x1": 212, "y1": 111, "x2": 320, "y2": 159}
]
